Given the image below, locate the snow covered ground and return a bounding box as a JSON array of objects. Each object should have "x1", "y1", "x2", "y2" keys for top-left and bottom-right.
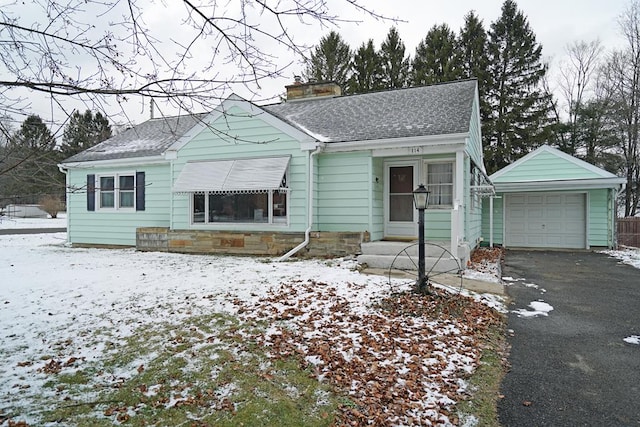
[
  {"x1": 0, "y1": 213, "x2": 66, "y2": 229},
  {"x1": 0, "y1": 222, "x2": 504, "y2": 426}
]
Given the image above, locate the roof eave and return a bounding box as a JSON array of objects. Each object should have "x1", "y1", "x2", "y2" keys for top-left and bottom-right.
[
  {"x1": 494, "y1": 177, "x2": 626, "y2": 192},
  {"x1": 322, "y1": 132, "x2": 469, "y2": 153},
  {"x1": 59, "y1": 155, "x2": 168, "y2": 169}
]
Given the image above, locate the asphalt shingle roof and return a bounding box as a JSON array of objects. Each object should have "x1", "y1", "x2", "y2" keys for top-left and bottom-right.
[
  {"x1": 63, "y1": 79, "x2": 476, "y2": 163},
  {"x1": 62, "y1": 114, "x2": 206, "y2": 163},
  {"x1": 263, "y1": 79, "x2": 477, "y2": 143}
]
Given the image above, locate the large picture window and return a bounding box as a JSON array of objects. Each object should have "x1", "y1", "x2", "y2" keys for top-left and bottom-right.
[
  {"x1": 192, "y1": 188, "x2": 288, "y2": 225},
  {"x1": 425, "y1": 162, "x2": 453, "y2": 207}
]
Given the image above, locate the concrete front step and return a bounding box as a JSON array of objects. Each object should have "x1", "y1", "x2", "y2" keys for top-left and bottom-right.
[
  {"x1": 360, "y1": 241, "x2": 455, "y2": 257},
  {"x1": 358, "y1": 241, "x2": 462, "y2": 273},
  {"x1": 357, "y1": 254, "x2": 462, "y2": 274}
]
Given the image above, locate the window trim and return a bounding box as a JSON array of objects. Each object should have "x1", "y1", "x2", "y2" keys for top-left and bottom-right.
[
  {"x1": 96, "y1": 172, "x2": 137, "y2": 211},
  {"x1": 423, "y1": 160, "x2": 455, "y2": 209}
]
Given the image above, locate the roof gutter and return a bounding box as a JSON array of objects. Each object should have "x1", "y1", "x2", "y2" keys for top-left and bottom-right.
[{"x1": 277, "y1": 144, "x2": 324, "y2": 261}]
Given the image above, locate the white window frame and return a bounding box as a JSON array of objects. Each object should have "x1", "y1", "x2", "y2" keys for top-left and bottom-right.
[
  {"x1": 423, "y1": 160, "x2": 455, "y2": 209},
  {"x1": 96, "y1": 172, "x2": 137, "y2": 211}
]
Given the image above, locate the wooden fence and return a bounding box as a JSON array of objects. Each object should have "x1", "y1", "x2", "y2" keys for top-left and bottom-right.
[{"x1": 617, "y1": 217, "x2": 640, "y2": 248}]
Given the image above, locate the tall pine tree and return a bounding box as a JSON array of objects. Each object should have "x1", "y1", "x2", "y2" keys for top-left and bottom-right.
[
  {"x1": 2, "y1": 115, "x2": 60, "y2": 201},
  {"x1": 458, "y1": 11, "x2": 492, "y2": 155},
  {"x1": 412, "y1": 24, "x2": 461, "y2": 86},
  {"x1": 60, "y1": 110, "x2": 112, "y2": 159},
  {"x1": 304, "y1": 31, "x2": 352, "y2": 88},
  {"x1": 484, "y1": 0, "x2": 552, "y2": 173},
  {"x1": 347, "y1": 40, "x2": 383, "y2": 94},
  {"x1": 379, "y1": 27, "x2": 410, "y2": 89}
]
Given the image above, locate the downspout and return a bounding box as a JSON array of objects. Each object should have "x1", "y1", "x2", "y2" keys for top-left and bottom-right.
[
  {"x1": 277, "y1": 144, "x2": 323, "y2": 261},
  {"x1": 57, "y1": 164, "x2": 70, "y2": 244}
]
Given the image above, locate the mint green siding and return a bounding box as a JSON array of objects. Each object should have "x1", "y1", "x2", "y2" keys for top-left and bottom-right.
[
  {"x1": 66, "y1": 163, "x2": 170, "y2": 246},
  {"x1": 587, "y1": 189, "x2": 613, "y2": 247},
  {"x1": 425, "y1": 210, "x2": 451, "y2": 240},
  {"x1": 466, "y1": 93, "x2": 483, "y2": 167},
  {"x1": 316, "y1": 152, "x2": 371, "y2": 232},
  {"x1": 371, "y1": 157, "x2": 384, "y2": 241},
  {"x1": 171, "y1": 106, "x2": 309, "y2": 232},
  {"x1": 493, "y1": 151, "x2": 603, "y2": 183}
]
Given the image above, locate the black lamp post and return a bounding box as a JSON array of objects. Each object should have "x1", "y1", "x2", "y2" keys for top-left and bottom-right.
[{"x1": 413, "y1": 184, "x2": 430, "y2": 294}]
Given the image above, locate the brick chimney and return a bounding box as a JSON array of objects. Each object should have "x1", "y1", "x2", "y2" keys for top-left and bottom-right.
[{"x1": 285, "y1": 78, "x2": 342, "y2": 101}]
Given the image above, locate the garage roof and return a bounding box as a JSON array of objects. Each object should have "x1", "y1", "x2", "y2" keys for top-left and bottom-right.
[{"x1": 490, "y1": 145, "x2": 626, "y2": 192}]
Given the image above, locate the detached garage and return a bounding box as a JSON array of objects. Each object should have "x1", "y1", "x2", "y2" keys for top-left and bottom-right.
[{"x1": 482, "y1": 145, "x2": 625, "y2": 249}]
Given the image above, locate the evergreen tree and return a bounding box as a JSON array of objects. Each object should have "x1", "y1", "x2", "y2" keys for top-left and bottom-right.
[
  {"x1": 2, "y1": 115, "x2": 61, "y2": 201},
  {"x1": 304, "y1": 31, "x2": 352, "y2": 88},
  {"x1": 484, "y1": 0, "x2": 552, "y2": 173},
  {"x1": 458, "y1": 11, "x2": 489, "y2": 81},
  {"x1": 60, "y1": 110, "x2": 112, "y2": 159},
  {"x1": 347, "y1": 40, "x2": 383, "y2": 94},
  {"x1": 458, "y1": 11, "x2": 492, "y2": 157},
  {"x1": 379, "y1": 27, "x2": 410, "y2": 89},
  {"x1": 573, "y1": 99, "x2": 621, "y2": 173},
  {"x1": 412, "y1": 24, "x2": 461, "y2": 86}
]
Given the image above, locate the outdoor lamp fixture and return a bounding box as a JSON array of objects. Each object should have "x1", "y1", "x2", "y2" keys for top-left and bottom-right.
[{"x1": 413, "y1": 184, "x2": 430, "y2": 294}]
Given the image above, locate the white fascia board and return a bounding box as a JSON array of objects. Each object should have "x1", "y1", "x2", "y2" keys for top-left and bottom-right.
[
  {"x1": 164, "y1": 94, "x2": 314, "y2": 155},
  {"x1": 323, "y1": 132, "x2": 468, "y2": 154},
  {"x1": 495, "y1": 177, "x2": 626, "y2": 192},
  {"x1": 300, "y1": 141, "x2": 325, "y2": 151},
  {"x1": 59, "y1": 155, "x2": 167, "y2": 169}
]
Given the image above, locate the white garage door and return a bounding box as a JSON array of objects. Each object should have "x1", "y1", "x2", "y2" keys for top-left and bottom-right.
[{"x1": 505, "y1": 193, "x2": 586, "y2": 249}]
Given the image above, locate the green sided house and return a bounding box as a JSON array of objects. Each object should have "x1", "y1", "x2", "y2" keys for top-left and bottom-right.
[
  {"x1": 58, "y1": 79, "x2": 491, "y2": 269},
  {"x1": 483, "y1": 145, "x2": 625, "y2": 249}
]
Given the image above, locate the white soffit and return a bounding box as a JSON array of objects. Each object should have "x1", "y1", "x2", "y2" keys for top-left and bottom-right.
[{"x1": 173, "y1": 156, "x2": 290, "y2": 193}]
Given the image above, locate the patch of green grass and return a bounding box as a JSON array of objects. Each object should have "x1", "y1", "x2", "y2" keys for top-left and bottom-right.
[
  {"x1": 39, "y1": 312, "x2": 339, "y2": 427},
  {"x1": 457, "y1": 323, "x2": 509, "y2": 427}
]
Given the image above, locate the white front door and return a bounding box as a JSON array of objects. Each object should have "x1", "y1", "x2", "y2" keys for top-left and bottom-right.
[{"x1": 384, "y1": 161, "x2": 419, "y2": 238}]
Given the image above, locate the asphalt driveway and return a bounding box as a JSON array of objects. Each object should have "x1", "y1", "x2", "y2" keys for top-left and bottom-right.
[{"x1": 498, "y1": 250, "x2": 640, "y2": 427}]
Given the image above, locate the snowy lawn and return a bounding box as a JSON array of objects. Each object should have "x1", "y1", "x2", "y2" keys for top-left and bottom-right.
[
  {"x1": 1, "y1": 232, "x2": 505, "y2": 427},
  {"x1": 0, "y1": 214, "x2": 66, "y2": 229}
]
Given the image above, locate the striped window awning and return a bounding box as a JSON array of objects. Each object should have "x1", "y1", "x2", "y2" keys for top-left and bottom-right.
[{"x1": 173, "y1": 156, "x2": 290, "y2": 194}]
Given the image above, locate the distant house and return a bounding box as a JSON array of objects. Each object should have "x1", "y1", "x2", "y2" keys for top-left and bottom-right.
[
  {"x1": 3, "y1": 204, "x2": 48, "y2": 218},
  {"x1": 483, "y1": 145, "x2": 625, "y2": 249},
  {"x1": 58, "y1": 79, "x2": 491, "y2": 268}
]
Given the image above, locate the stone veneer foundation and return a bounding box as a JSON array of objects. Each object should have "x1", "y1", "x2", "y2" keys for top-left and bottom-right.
[{"x1": 136, "y1": 227, "x2": 369, "y2": 258}]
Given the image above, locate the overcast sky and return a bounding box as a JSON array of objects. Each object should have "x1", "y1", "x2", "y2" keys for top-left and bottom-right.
[{"x1": 3, "y1": 0, "x2": 631, "y2": 134}]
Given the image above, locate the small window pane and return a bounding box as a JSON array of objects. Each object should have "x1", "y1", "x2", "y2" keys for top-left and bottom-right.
[
  {"x1": 101, "y1": 192, "x2": 114, "y2": 208},
  {"x1": 120, "y1": 175, "x2": 134, "y2": 190},
  {"x1": 426, "y1": 163, "x2": 453, "y2": 206},
  {"x1": 193, "y1": 194, "x2": 205, "y2": 223},
  {"x1": 120, "y1": 191, "x2": 134, "y2": 208},
  {"x1": 100, "y1": 176, "x2": 114, "y2": 191},
  {"x1": 273, "y1": 191, "x2": 287, "y2": 223}
]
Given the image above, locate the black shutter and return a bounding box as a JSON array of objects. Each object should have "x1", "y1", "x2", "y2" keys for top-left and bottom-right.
[
  {"x1": 87, "y1": 174, "x2": 95, "y2": 211},
  {"x1": 136, "y1": 171, "x2": 145, "y2": 211}
]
